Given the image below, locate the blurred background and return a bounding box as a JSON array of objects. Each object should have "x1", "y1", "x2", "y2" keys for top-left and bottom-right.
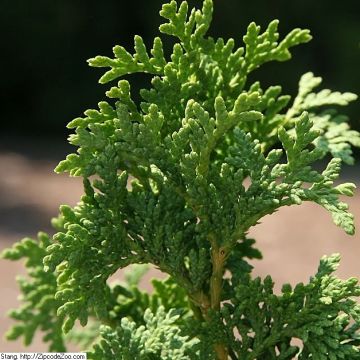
[{"x1": 1, "y1": 0, "x2": 359, "y2": 352}]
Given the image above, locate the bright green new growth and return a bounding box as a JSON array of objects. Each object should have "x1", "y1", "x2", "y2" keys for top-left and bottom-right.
[{"x1": 2, "y1": 0, "x2": 360, "y2": 358}]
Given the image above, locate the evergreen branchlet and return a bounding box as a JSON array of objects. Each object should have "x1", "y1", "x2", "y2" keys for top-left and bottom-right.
[{"x1": 2, "y1": 0, "x2": 359, "y2": 358}]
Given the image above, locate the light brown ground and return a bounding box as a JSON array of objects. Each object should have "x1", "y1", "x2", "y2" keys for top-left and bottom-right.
[{"x1": 0, "y1": 144, "x2": 359, "y2": 352}]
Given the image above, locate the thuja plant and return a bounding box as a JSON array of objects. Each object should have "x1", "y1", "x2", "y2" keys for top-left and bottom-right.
[{"x1": 2, "y1": 0, "x2": 360, "y2": 358}]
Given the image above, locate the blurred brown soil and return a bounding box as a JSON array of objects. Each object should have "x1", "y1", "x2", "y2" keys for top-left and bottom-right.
[{"x1": 0, "y1": 141, "x2": 359, "y2": 352}]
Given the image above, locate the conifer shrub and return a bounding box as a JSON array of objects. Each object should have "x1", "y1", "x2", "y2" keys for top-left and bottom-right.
[{"x1": 2, "y1": 0, "x2": 360, "y2": 358}]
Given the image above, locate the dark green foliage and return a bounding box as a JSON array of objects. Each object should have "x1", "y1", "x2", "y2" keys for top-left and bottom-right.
[
  {"x1": 221, "y1": 254, "x2": 360, "y2": 359},
  {"x1": 2, "y1": 0, "x2": 359, "y2": 358}
]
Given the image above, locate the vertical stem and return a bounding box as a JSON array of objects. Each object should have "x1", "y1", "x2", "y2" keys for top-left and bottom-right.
[
  {"x1": 210, "y1": 246, "x2": 225, "y2": 311},
  {"x1": 209, "y1": 236, "x2": 229, "y2": 360},
  {"x1": 190, "y1": 233, "x2": 230, "y2": 359},
  {"x1": 214, "y1": 344, "x2": 229, "y2": 360}
]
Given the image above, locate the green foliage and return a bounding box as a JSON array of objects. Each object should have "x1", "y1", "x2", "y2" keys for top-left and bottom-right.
[
  {"x1": 220, "y1": 254, "x2": 360, "y2": 359},
  {"x1": 106, "y1": 269, "x2": 191, "y2": 327},
  {"x1": 2, "y1": 0, "x2": 359, "y2": 358},
  {"x1": 286, "y1": 72, "x2": 359, "y2": 165},
  {"x1": 1, "y1": 233, "x2": 66, "y2": 351},
  {"x1": 89, "y1": 306, "x2": 198, "y2": 360}
]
